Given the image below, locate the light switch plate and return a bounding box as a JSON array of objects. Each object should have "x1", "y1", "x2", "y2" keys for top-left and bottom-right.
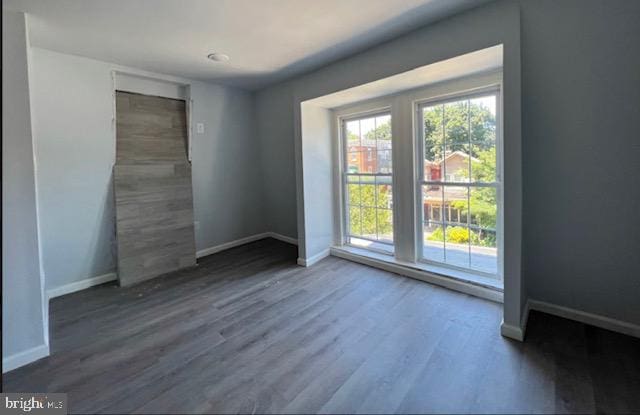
[{"x1": 196, "y1": 123, "x2": 205, "y2": 134}]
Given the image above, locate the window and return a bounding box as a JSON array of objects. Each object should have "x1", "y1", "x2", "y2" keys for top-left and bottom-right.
[
  {"x1": 343, "y1": 113, "x2": 393, "y2": 254},
  {"x1": 334, "y1": 73, "x2": 503, "y2": 288},
  {"x1": 419, "y1": 92, "x2": 500, "y2": 277}
]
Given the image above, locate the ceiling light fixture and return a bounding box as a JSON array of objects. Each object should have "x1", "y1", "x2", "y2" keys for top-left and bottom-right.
[{"x1": 207, "y1": 53, "x2": 229, "y2": 62}]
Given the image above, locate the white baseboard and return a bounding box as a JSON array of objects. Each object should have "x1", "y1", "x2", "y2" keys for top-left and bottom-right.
[
  {"x1": 527, "y1": 299, "x2": 640, "y2": 339},
  {"x1": 45, "y1": 234, "x2": 296, "y2": 300},
  {"x1": 196, "y1": 233, "x2": 270, "y2": 258},
  {"x1": 267, "y1": 232, "x2": 298, "y2": 246},
  {"x1": 47, "y1": 272, "x2": 117, "y2": 300},
  {"x1": 330, "y1": 247, "x2": 503, "y2": 303},
  {"x1": 501, "y1": 299, "x2": 531, "y2": 341},
  {"x1": 196, "y1": 232, "x2": 298, "y2": 259},
  {"x1": 2, "y1": 343, "x2": 50, "y2": 373},
  {"x1": 297, "y1": 249, "x2": 330, "y2": 267},
  {"x1": 501, "y1": 319, "x2": 526, "y2": 342}
]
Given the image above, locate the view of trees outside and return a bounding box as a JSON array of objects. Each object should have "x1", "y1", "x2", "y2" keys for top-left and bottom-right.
[
  {"x1": 422, "y1": 95, "x2": 498, "y2": 274},
  {"x1": 342, "y1": 96, "x2": 499, "y2": 274},
  {"x1": 345, "y1": 115, "x2": 393, "y2": 249}
]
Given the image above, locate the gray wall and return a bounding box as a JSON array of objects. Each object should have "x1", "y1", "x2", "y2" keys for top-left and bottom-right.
[
  {"x1": 191, "y1": 81, "x2": 264, "y2": 250},
  {"x1": 2, "y1": 11, "x2": 47, "y2": 361},
  {"x1": 29, "y1": 47, "x2": 264, "y2": 291},
  {"x1": 255, "y1": 83, "x2": 297, "y2": 238},
  {"x1": 519, "y1": 0, "x2": 640, "y2": 324},
  {"x1": 255, "y1": 0, "x2": 640, "y2": 326},
  {"x1": 29, "y1": 48, "x2": 116, "y2": 290}
]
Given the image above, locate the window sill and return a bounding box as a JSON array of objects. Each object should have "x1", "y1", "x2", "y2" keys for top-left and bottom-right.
[
  {"x1": 415, "y1": 259, "x2": 503, "y2": 290},
  {"x1": 330, "y1": 245, "x2": 503, "y2": 303}
]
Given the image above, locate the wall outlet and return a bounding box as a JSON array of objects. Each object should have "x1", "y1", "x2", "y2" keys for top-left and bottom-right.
[{"x1": 196, "y1": 123, "x2": 205, "y2": 134}]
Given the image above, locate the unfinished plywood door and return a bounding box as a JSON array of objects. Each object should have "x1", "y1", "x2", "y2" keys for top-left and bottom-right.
[{"x1": 114, "y1": 91, "x2": 196, "y2": 286}]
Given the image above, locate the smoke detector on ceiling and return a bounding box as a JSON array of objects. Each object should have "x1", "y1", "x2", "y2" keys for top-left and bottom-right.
[{"x1": 207, "y1": 53, "x2": 230, "y2": 62}]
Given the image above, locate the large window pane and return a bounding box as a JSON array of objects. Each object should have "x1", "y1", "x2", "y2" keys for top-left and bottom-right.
[
  {"x1": 420, "y1": 93, "x2": 499, "y2": 279},
  {"x1": 344, "y1": 113, "x2": 393, "y2": 254}
]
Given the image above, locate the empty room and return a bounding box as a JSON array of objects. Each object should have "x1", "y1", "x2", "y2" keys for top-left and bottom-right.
[{"x1": 2, "y1": 0, "x2": 639, "y2": 413}]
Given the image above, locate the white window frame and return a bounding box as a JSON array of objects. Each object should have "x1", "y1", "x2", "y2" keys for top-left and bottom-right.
[
  {"x1": 332, "y1": 71, "x2": 504, "y2": 290},
  {"x1": 339, "y1": 108, "x2": 395, "y2": 256},
  {"x1": 415, "y1": 87, "x2": 503, "y2": 281}
]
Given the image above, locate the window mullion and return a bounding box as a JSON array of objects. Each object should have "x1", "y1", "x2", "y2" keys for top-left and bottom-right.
[
  {"x1": 441, "y1": 104, "x2": 447, "y2": 262},
  {"x1": 467, "y1": 99, "x2": 472, "y2": 268}
]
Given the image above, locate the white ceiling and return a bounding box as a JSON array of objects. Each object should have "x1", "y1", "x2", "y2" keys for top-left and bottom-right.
[{"x1": 4, "y1": 0, "x2": 488, "y2": 90}]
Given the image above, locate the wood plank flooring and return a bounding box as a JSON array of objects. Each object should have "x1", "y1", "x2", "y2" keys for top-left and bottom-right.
[{"x1": 3, "y1": 239, "x2": 640, "y2": 414}]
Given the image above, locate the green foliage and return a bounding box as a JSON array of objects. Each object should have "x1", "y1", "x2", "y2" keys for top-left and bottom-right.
[
  {"x1": 347, "y1": 120, "x2": 391, "y2": 147},
  {"x1": 449, "y1": 147, "x2": 497, "y2": 230},
  {"x1": 348, "y1": 183, "x2": 393, "y2": 238},
  {"x1": 424, "y1": 101, "x2": 497, "y2": 240},
  {"x1": 427, "y1": 225, "x2": 496, "y2": 247},
  {"x1": 447, "y1": 226, "x2": 470, "y2": 243},
  {"x1": 364, "y1": 121, "x2": 391, "y2": 143},
  {"x1": 429, "y1": 226, "x2": 471, "y2": 244},
  {"x1": 347, "y1": 131, "x2": 359, "y2": 145},
  {"x1": 429, "y1": 226, "x2": 444, "y2": 241},
  {"x1": 476, "y1": 231, "x2": 496, "y2": 247},
  {"x1": 423, "y1": 101, "x2": 495, "y2": 162}
]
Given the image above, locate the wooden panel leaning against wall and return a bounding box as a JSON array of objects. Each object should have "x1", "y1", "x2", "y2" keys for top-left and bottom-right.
[{"x1": 113, "y1": 91, "x2": 196, "y2": 287}]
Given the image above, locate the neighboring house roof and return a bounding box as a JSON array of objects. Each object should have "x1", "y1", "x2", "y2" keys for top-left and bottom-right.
[
  {"x1": 423, "y1": 151, "x2": 479, "y2": 203},
  {"x1": 446, "y1": 150, "x2": 479, "y2": 163},
  {"x1": 425, "y1": 151, "x2": 480, "y2": 166}
]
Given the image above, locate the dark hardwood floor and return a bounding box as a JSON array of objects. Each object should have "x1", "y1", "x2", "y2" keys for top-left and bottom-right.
[{"x1": 4, "y1": 239, "x2": 640, "y2": 414}]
